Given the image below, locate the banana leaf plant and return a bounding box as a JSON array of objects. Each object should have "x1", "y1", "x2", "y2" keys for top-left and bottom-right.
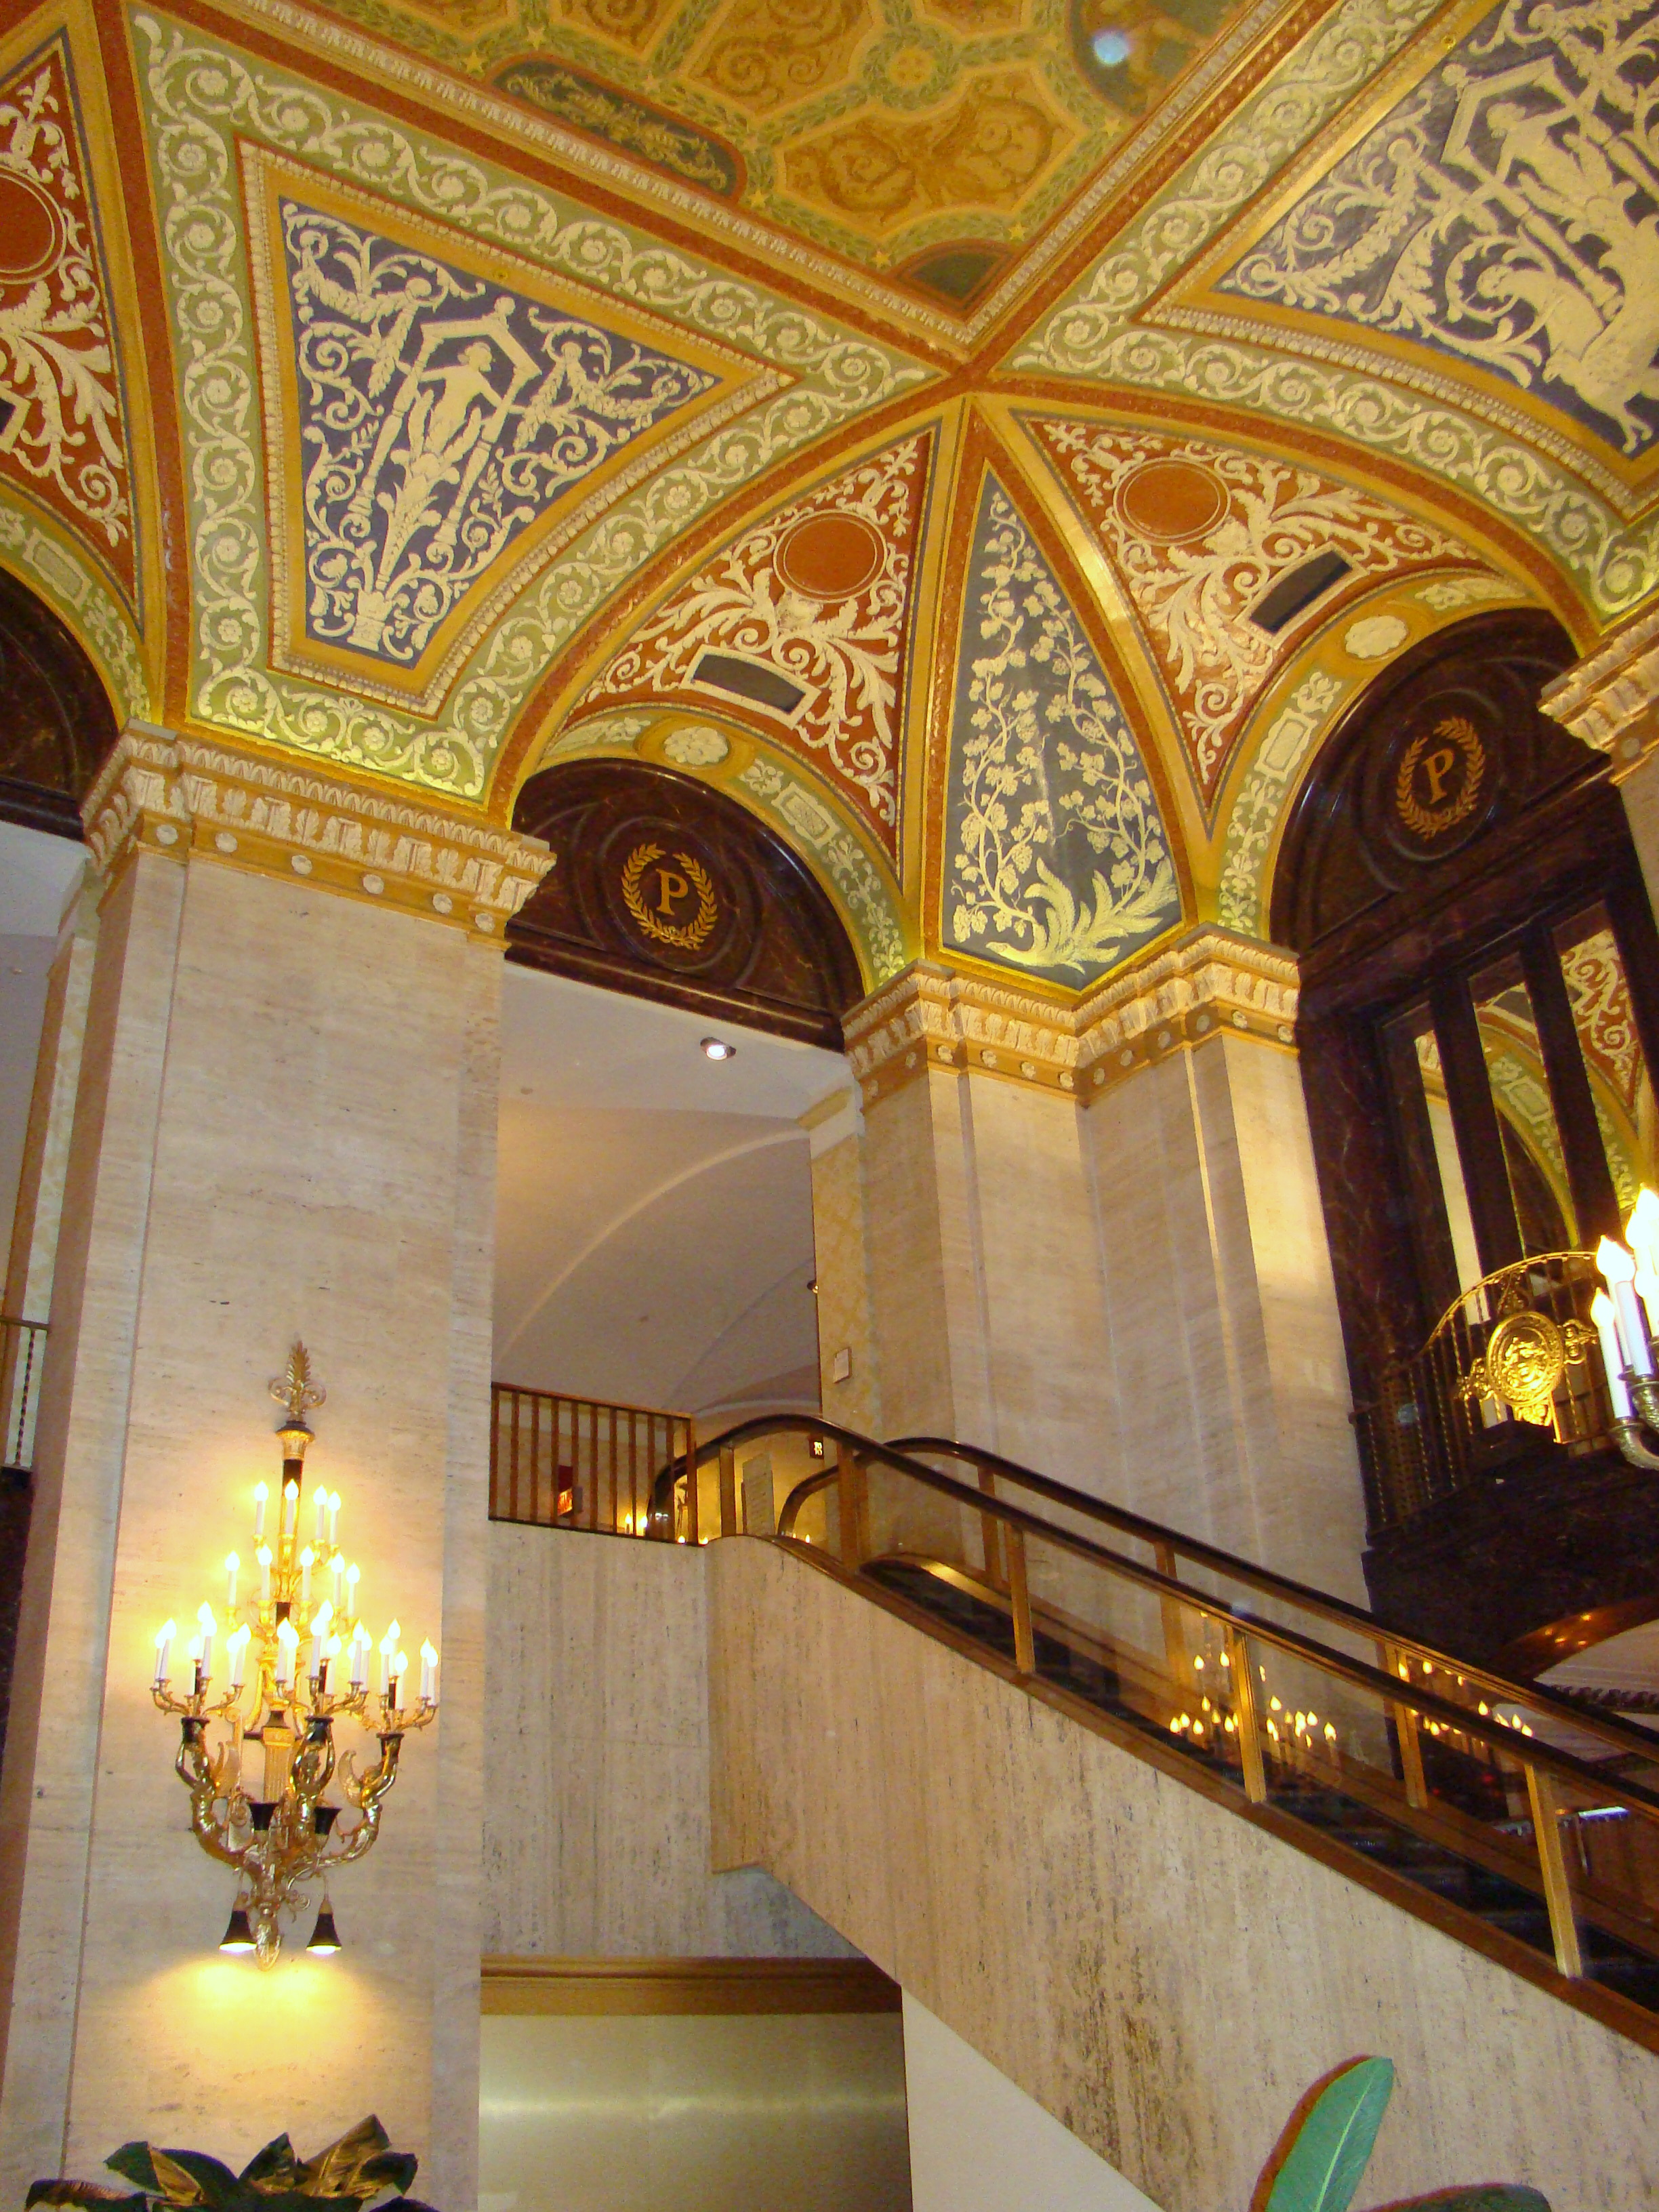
[
  {"x1": 28, "y1": 2116, "x2": 438, "y2": 2212},
  {"x1": 1252, "y1": 2057, "x2": 1551, "y2": 2212}
]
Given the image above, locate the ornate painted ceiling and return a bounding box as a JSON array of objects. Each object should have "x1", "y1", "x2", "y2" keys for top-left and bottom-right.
[{"x1": 0, "y1": 0, "x2": 1652, "y2": 1004}]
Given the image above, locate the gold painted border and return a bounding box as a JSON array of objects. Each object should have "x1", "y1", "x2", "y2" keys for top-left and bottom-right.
[
  {"x1": 480, "y1": 1956, "x2": 902, "y2": 2015},
  {"x1": 242, "y1": 144, "x2": 782, "y2": 719}
]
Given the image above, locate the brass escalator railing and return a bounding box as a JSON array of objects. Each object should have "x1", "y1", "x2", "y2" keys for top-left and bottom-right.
[{"x1": 680, "y1": 1415, "x2": 1659, "y2": 2053}]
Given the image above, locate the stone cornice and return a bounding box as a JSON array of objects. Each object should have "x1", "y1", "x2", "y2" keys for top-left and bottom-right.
[
  {"x1": 83, "y1": 724, "x2": 553, "y2": 938},
  {"x1": 1540, "y1": 607, "x2": 1659, "y2": 773},
  {"x1": 843, "y1": 934, "x2": 1300, "y2": 1108}
]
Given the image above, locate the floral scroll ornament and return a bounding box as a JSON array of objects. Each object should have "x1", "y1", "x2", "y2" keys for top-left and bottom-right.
[
  {"x1": 621, "y1": 842, "x2": 718, "y2": 950},
  {"x1": 947, "y1": 479, "x2": 1179, "y2": 981}
]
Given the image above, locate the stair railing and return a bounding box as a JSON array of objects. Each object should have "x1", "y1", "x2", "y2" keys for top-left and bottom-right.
[
  {"x1": 1, "y1": 1315, "x2": 47, "y2": 1473},
  {"x1": 490, "y1": 1383, "x2": 697, "y2": 1542},
  {"x1": 683, "y1": 1413, "x2": 1659, "y2": 2051}
]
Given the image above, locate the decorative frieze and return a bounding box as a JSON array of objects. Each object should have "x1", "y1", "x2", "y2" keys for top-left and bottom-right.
[
  {"x1": 844, "y1": 935, "x2": 1301, "y2": 1109},
  {"x1": 82, "y1": 724, "x2": 552, "y2": 937},
  {"x1": 1540, "y1": 608, "x2": 1659, "y2": 773}
]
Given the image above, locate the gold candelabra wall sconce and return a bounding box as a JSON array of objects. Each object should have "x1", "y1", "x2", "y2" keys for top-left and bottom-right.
[{"x1": 150, "y1": 1344, "x2": 437, "y2": 1965}]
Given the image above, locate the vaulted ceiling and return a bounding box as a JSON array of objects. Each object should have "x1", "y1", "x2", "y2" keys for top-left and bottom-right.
[{"x1": 2, "y1": 0, "x2": 1652, "y2": 1000}]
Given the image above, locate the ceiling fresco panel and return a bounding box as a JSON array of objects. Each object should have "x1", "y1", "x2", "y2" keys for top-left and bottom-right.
[
  {"x1": 942, "y1": 466, "x2": 1181, "y2": 983},
  {"x1": 244, "y1": 150, "x2": 761, "y2": 714},
  {"x1": 572, "y1": 425, "x2": 937, "y2": 857},
  {"x1": 0, "y1": 33, "x2": 135, "y2": 605},
  {"x1": 131, "y1": 5, "x2": 926, "y2": 801},
  {"x1": 1027, "y1": 414, "x2": 1492, "y2": 806},
  {"x1": 1213, "y1": 0, "x2": 1659, "y2": 464}
]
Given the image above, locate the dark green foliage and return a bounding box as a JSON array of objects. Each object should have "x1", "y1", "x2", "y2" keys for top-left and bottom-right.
[{"x1": 28, "y1": 2117, "x2": 434, "y2": 2212}]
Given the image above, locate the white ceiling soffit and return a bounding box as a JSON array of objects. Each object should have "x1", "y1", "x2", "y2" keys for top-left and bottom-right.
[
  {"x1": 495, "y1": 964, "x2": 848, "y2": 1415},
  {"x1": 0, "y1": 820, "x2": 85, "y2": 937}
]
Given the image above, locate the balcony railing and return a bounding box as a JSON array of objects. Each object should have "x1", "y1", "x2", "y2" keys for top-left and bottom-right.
[
  {"x1": 490, "y1": 1384, "x2": 697, "y2": 1541},
  {"x1": 1, "y1": 1316, "x2": 47, "y2": 1473},
  {"x1": 1353, "y1": 1251, "x2": 1620, "y2": 1531}
]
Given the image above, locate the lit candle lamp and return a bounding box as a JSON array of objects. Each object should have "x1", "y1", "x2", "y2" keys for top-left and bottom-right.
[
  {"x1": 314, "y1": 1485, "x2": 328, "y2": 1547},
  {"x1": 419, "y1": 1639, "x2": 438, "y2": 1705},
  {"x1": 274, "y1": 1617, "x2": 298, "y2": 1688},
  {"x1": 327, "y1": 1492, "x2": 340, "y2": 1547},
  {"x1": 300, "y1": 1547, "x2": 314, "y2": 1607},
  {"x1": 152, "y1": 1618, "x2": 176, "y2": 1686},
  {"x1": 1598, "y1": 1236, "x2": 1653, "y2": 1376},
  {"x1": 252, "y1": 1481, "x2": 268, "y2": 1541},
  {"x1": 346, "y1": 1563, "x2": 360, "y2": 1622},
  {"x1": 349, "y1": 1624, "x2": 369, "y2": 1690},
  {"x1": 227, "y1": 1622, "x2": 251, "y2": 1689},
  {"x1": 224, "y1": 1553, "x2": 239, "y2": 1613},
  {"x1": 330, "y1": 1553, "x2": 344, "y2": 1610},
  {"x1": 282, "y1": 1479, "x2": 299, "y2": 1537},
  {"x1": 257, "y1": 1544, "x2": 272, "y2": 1605},
  {"x1": 197, "y1": 1603, "x2": 216, "y2": 1684},
  {"x1": 379, "y1": 1620, "x2": 400, "y2": 1698},
  {"x1": 1628, "y1": 1187, "x2": 1659, "y2": 1279},
  {"x1": 1592, "y1": 1290, "x2": 1635, "y2": 1421},
  {"x1": 390, "y1": 1650, "x2": 407, "y2": 1710},
  {"x1": 310, "y1": 1601, "x2": 333, "y2": 1683}
]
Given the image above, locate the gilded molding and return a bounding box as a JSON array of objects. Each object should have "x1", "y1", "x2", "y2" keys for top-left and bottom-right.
[
  {"x1": 1075, "y1": 928, "x2": 1299, "y2": 1098},
  {"x1": 844, "y1": 935, "x2": 1301, "y2": 1107},
  {"x1": 82, "y1": 724, "x2": 552, "y2": 937},
  {"x1": 1540, "y1": 607, "x2": 1659, "y2": 773}
]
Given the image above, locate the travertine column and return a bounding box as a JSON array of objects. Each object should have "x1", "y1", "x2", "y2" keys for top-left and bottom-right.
[
  {"x1": 800, "y1": 1090, "x2": 882, "y2": 1435},
  {"x1": 1541, "y1": 605, "x2": 1659, "y2": 910},
  {"x1": 3, "y1": 875, "x2": 97, "y2": 1334},
  {"x1": 0, "y1": 729, "x2": 548, "y2": 2207},
  {"x1": 844, "y1": 966, "x2": 1113, "y2": 1483},
  {"x1": 1076, "y1": 934, "x2": 1367, "y2": 1602}
]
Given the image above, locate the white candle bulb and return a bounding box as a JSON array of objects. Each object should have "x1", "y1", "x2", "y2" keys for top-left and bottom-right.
[
  {"x1": 1593, "y1": 1290, "x2": 1635, "y2": 1420},
  {"x1": 390, "y1": 1650, "x2": 407, "y2": 1708},
  {"x1": 379, "y1": 1619, "x2": 400, "y2": 1697},
  {"x1": 1629, "y1": 1187, "x2": 1659, "y2": 1279},
  {"x1": 224, "y1": 1553, "x2": 239, "y2": 1614},
  {"x1": 300, "y1": 1546, "x2": 314, "y2": 1607},
  {"x1": 419, "y1": 1639, "x2": 438, "y2": 1704},
  {"x1": 349, "y1": 1624, "x2": 369, "y2": 1689},
  {"x1": 1598, "y1": 1235, "x2": 1654, "y2": 1376},
  {"x1": 252, "y1": 1481, "x2": 268, "y2": 1540},
  {"x1": 327, "y1": 1491, "x2": 340, "y2": 1547},
  {"x1": 152, "y1": 1619, "x2": 176, "y2": 1685},
  {"x1": 257, "y1": 1544, "x2": 272, "y2": 1605},
  {"x1": 346, "y1": 1563, "x2": 360, "y2": 1620},
  {"x1": 282, "y1": 1479, "x2": 299, "y2": 1536},
  {"x1": 309, "y1": 1601, "x2": 333, "y2": 1683},
  {"x1": 314, "y1": 1486, "x2": 328, "y2": 1545},
  {"x1": 196, "y1": 1603, "x2": 216, "y2": 1683},
  {"x1": 330, "y1": 1553, "x2": 344, "y2": 1610},
  {"x1": 227, "y1": 1623, "x2": 251, "y2": 1689},
  {"x1": 274, "y1": 1617, "x2": 298, "y2": 1688},
  {"x1": 187, "y1": 1634, "x2": 203, "y2": 1679}
]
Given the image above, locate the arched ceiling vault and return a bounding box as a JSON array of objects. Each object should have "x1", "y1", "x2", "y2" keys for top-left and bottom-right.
[{"x1": 0, "y1": 0, "x2": 1650, "y2": 1001}]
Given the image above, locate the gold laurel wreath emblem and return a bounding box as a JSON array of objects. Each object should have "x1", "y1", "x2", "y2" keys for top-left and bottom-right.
[
  {"x1": 1395, "y1": 714, "x2": 1485, "y2": 840},
  {"x1": 620, "y1": 842, "x2": 718, "y2": 951}
]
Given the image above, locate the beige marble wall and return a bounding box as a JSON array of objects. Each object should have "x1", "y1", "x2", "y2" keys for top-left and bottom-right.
[
  {"x1": 0, "y1": 849, "x2": 501, "y2": 2207},
  {"x1": 709, "y1": 1536, "x2": 1658, "y2": 2212},
  {"x1": 1618, "y1": 746, "x2": 1659, "y2": 920},
  {"x1": 485, "y1": 1522, "x2": 853, "y2": 1960},
  {"x1": 806, "y1": 1113, "x2": 882, "y2": 1436},
  {"x1": 1081, "y1": 1038, "x2": 1367, "y2": 1600},
  {"x1": 861, "y1": 1069, "x2": 1111, "y2": 1480}
]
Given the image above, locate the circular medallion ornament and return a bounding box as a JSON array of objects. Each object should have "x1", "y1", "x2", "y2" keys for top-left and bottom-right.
[
  {"x1": 1112, "y1": 458, "x2": 1229, "y2": 545},
  {"x1": 1478, "y1": 1309, "x2": 1566, "y2": 1429},
  {"x1": 1394, "y1": 714, "x2": 1486, "y2": 840},
  {"x1": 776, "y1": 513, "x2": 885, "y2": 600},
  {"x1": 0, "y1": 168, "x2": 62, "y2": 284},
  {"x1": 619, "y1": 840, "x2": 719, "y2": 951}
]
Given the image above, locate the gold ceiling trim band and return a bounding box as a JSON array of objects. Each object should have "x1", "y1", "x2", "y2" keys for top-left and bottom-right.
[
  {"x1": 480, "y1": 1956, "x2": 902, "y2": 2015},
  {"x1": 82, "y1": 722, "x2": 552, "y2": 937}
]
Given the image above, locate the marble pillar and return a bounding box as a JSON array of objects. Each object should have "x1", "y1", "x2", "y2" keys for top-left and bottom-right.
[
  {"x1": 4, "y1": 875, "x2": 97, "y2": 1336},
  {"x1": 0, "y1": 729, "x2": 548, "y2": 2207},
  {"x1": 800, "y1": 1091, "x2": 882, "y2": 1437},
  {"x1": 1076, "y1": 937, "x2": 1366, "y2": 1600}
]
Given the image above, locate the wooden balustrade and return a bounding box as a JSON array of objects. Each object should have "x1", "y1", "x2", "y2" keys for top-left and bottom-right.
[{"x1": 489, "y1": 1384, "x2": 697, "y2": 1542}]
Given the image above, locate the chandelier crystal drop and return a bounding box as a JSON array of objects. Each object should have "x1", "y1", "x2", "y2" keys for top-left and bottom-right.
[{"x1": 150, "y1": 1343, "x2": 436, "y2": 1965}]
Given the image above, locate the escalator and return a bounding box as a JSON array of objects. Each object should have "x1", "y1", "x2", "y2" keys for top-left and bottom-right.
[{"x1": 689, "y1": 1418, "x2": 1659, "y2": 2042}]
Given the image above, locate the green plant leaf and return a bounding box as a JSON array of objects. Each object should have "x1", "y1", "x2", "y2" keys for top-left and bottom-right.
[
  {"x1": 1264, "y1": 2057, "x2": 1395, "y2": 2212},
  {"x1": 239, "y1": 2137, "x2": 298, "y2": 2190},
  {"x1": 1376, "y1": 2191, "x2": 1550, "y2": 2209}
]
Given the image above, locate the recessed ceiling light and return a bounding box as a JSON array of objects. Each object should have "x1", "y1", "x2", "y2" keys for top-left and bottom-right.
[{"x1": 701, "y1": 1037, "x2": 736, "y2": 1061}]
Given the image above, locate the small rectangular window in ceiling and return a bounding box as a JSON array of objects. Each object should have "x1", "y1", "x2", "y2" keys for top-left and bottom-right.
[
  {"x1": 1248, "y1": 551, "x2": 1352, "y2": 634},
  {"x1": 692, "y1": 652, "x2": 807, "y2": 716}
]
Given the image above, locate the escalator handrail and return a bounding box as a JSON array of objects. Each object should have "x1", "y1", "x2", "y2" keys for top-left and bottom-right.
[{"x1": 693, "y1": 1412, "x2": 1659, "y2": 1786}]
